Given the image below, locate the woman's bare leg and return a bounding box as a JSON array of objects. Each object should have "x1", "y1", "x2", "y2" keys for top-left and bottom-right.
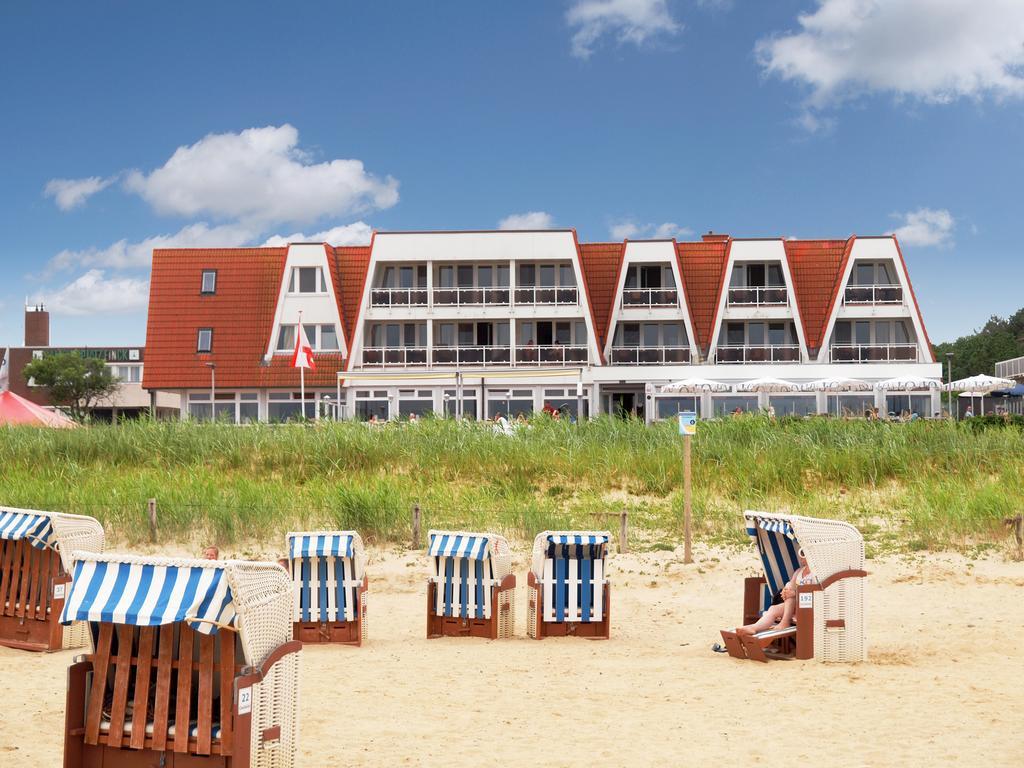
[
  {"x1": 737, "y1": 604, "x2": 783, "y2": 635},
  {"x1": 774, "y1": 596, "x2": 797, "y2": 630}
]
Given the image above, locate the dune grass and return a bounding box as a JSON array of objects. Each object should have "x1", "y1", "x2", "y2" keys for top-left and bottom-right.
[{"x1": 0, "y1": 415, "x2": 1020, "y2": 552}]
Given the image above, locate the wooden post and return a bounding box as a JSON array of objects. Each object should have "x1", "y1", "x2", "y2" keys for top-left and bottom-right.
[
  {"x1": 147, "y1": 498, "x2": 158, "y2": 543},
  {"x1": 619, "y1": 511, "x2": 629, "y2": 554},
  {"x1": 683, "y1": 436, "x2": 692, "y2": 564},
  {"x1": 412, "y1": 504, "x2": 421, "y2": 550}
]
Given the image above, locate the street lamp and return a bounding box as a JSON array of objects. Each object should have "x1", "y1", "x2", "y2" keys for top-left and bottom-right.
[
  {"x1": 945, "y1": 352, "x2": 954, "y2": 420},
  {"x1": 204, "y1": 362, "x2": 215, "y2": 422}
]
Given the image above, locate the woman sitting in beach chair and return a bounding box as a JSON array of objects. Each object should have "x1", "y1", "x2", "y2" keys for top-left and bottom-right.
[
  {"x1": 426, "y1": 530, "x2": 515, "y2": 639},
  {"x1": 60, "y1": 552, "x2": 300, "y2": 768},
  {"x1": 527, "y1": 531, "x2": 612, "y2": 640},
  {"x1": 0, "y1": 507, "x2": 104, "y2": 652},
  {"x1": 719, "y1": 512, "x2": 867, "y2": 663},
  {"x1": 285, "y1": 530, "x2": 367, "y2": 646}
]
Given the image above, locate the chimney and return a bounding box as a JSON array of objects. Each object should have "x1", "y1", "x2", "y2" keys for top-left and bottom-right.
[
  {"x1": 25, "y1": 304, "x2": 50, "y2": 347},
  {"x1": 702, "y1": 231, "x2": 730, "y2": 243}
]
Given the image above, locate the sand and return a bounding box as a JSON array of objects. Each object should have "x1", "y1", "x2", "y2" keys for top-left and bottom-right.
[{"x1": 2, "y1": 545, "x2": 1022, "y2": 767}]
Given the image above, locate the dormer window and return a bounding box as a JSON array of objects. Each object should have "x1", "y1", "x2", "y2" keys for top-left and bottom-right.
[
  {"x1": 289, "y1": 266, "x2": 327, "y2": 294},
  {"x1": 200, "y1": 270, "x2": 217, "y2": 294},
  {"x1": 197, "y1": 328, "x2": 213, "y2": 353}
]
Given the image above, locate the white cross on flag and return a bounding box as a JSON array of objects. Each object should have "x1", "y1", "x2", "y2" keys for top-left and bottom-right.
[{"x1": 291, "y1": 323, "x2": 316, "y2": 370}]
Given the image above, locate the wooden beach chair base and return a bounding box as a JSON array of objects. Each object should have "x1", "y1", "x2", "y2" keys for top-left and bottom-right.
[
  {"x1": 719, "y1": 630, "x2": 746, "y2": 659},
  {"x1": 292, "y1": 577, "x2": 367, "y2": 647},
  {"x1": 426, "y1": 574, "x2": 515, "y2": 640},
  {"x1": 740, "y1": 626, "x2": 798, "y2": 663},
  {"x1": 526, "y1": 571, "x2": 611, "y2": 640},
  {"x1": 0, "y1": 539, "x2": 72, "y2": 653}
]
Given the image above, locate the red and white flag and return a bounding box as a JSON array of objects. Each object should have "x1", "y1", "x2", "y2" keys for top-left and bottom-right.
[{"x1": 291, "y1": 323, "x2": 316, "y2": 370}]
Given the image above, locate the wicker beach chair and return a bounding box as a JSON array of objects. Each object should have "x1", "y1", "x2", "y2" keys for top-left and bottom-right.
[
  {"x1": 60, "y1": 552, "x2": 300, "y2": 768},
  {"x1": 426, "y1": 530, "x2": 515, "y2": 639},
  {"x1": 527, "y1": 531, "x2": 612, "y2": 640},
  {"x1": 0, "y1": 507, "x2": 104, "y2": 652},
  {"x1": 285, "y1": 531, "x2": 367, "y2": 646},
  {"x1": 720, "y1": 511, "x2": 868, "y2": 663}
]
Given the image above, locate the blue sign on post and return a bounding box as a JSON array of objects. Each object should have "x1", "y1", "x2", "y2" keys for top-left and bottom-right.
[{"x1": 678, "y1": 411, "x2": 697, "y2": 436}]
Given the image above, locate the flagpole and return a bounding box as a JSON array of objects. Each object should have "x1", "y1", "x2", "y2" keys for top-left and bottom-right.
[{"x1": 298, "y1": 310, "x2": 306, "y2": 420}]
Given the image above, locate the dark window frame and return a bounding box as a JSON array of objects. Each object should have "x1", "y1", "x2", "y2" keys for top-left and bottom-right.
[
  {"x1": 200, "y1": 270, "x2": 217, "y2": 295},
  {"x1": 197, "y1": 328, "x2": 213, "y2": 353}
]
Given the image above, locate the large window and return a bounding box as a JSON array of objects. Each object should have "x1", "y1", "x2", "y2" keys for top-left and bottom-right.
[
  {"x1": 188, "y1": 392, "x2": 258, "y2": 423},
  {"x1": 443, "y1": 389, "x2": 478, "y2": 419},
  {"x1": 289, "y1": 266, "x2": 327, "y2": 294},
  {"x1": 276, "y1": 323, "x2": 340, "y2": 351},
  {"x1": 486, "y1": 389, "x2": 534, "y2": 419},
  {"x1": 200, "y1": 270, "x2": 217, "y2": 294},
  {"x1": 769, "y1": 395, "x2": 817, "y2": 417},
  {"x1": 354, "y1": 390, "x2": 390, "y2": 421},
  {"x1": 114, "y1": 365, "x2": 141, "y2": 383},
  {"x1": 656, "y1": 396, "x2": 699, "y2": 420},
  {"x1": 713, "y1": 395, "x2": 760, "y2": 416},
  {"x1": 197, "y1": 328, "x2": 212, "y2": 353}
]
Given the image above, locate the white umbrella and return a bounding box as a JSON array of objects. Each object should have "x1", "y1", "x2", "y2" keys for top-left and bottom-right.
[
  {"x1": 946, "y1": 375, "x2": 1014, "y2": 417},
  {"x1": 661, "y1": 377, "x2": 732, "y2": 393},
  {"x1": 799, "y1": 377, "x2": 873, "y2": 393},
  {"x1": 873, "y1": 376, "x2": 942, "y2": 392},
  {"x1": 737, "y1": 376, "x2": 800, "y2": 393}
]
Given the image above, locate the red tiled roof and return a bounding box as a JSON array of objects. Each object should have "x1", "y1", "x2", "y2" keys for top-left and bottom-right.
[
  {"x1": 143, "y1": 246, "x2": 350, "y2": 389},
  {"x1": 676, "y1": 239, "x2": 730, "y2": 353},
  {"x1": 577, "y1": 241, "x2": 625, "y2": 356},
  {"x1": 332, "y1": 245, "x2": 371, "y2": 360},
  {"x1": 892, "y1": 236, "x2": 935, "y2": 362},
  {"x1": 785, "y1": 238, "x2": 852, "y2": 354}
]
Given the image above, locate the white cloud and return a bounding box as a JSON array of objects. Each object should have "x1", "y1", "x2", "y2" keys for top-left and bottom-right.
[
  {"x1": 43, "y1": 176, "x2": 115, "y2": 211},
  {"x1": 123, "y1": 124, "x2": 399, "y2": 227},
  {"x1": 497, "y1": 211, "x2": 555, "y2": 230},
  {"x1": 609, "y1": 220, "x2": 691, "y2": 240},
  {"x1": 889, "y1": 208, "x2": 955, "y2": 247},
  {"x1": 41, "y1": 270, "x2": 149, "y2": 316},
  {"x1": 45, "y1": 222, "x2": 259, "y2": 274},
  {"x1": 758, "y1": 0, "x2": 1024, "y2": 113},
  {"x1": 567, "y1": 0, "x2": 681, "y2": 59},
  {"x1": 262, "y1": 221, "x2": 374, "y2": 247}
]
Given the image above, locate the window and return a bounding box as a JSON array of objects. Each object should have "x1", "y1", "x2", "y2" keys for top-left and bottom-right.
[
  {"x1": 457, "y1": 265, "x2": 474, "y2": 288},
  {"x1": 559, "y1": 264, "x2": 576, "y2": 288},
  {"x1": 497, "y1": 265, "x2": 510, "y2": 287},
  {"x1": 643, "y1": 323, "x2": 659, "y2": 348},
  {"x1": 320, "y1": 324, "x2": 339, "y2": 350},
  {"x1": 478, "y1": 265, "x2": 493, "y2": 287},
  {"x1": 747, "y1": 264, "x2": 766, "y2": 287},
  {"x1": 115, "y1": 365, "x2": 141, "y2": 383},
  {"x1": 855, "y1": 321, "x2": 871, "y2": 345},
  {"x1": 277, "y1": 325, "x2": 296, "y2": 351},
  {"x1": 438, "y1": 266, "x2": 454, "y2": 288},
  {"x1": 768, "y1": 322, "x2": 786, "y2": 346},
  {"x1": 622, "y1": 323, "x2": 640, "y2": 347},
  {"x1": 726, "y1": 322, "x2": 744, "y2": 346},
  {"x1": 748, "y1": 322, "x2": 765, "y2": 346},
  {"x1": 663, "y1": 324, "x2": 680, "y2": 348},
  {"x1": 302, "y1": 324, "x2": 318, "y2": 347},
  {"x1": 197, "y1": 328, "x2": 212, "y2": 353},
  {"x1": 289, "y1": 266, "x2": 326, "y2": 293},
  {"x1": 767, "y1": 264, "x2": 784, "y2": 287},
  {"x1": 519, "y1": 264, "x2": 536, "y2": 287},
  {"x1": 539, "y1": 265, "x2": 555, "y2": 287},
  {"x1": 201, "y1": 270, "x2": 217, "y2": 294}
]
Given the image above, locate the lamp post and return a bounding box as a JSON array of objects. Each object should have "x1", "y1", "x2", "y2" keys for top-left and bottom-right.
[
  {"x1": 945, "y1": 352, "x2": 954, "y2": 420},
  {"x1": 204, "y1": 362, "x2": 216, "y2": 422}
]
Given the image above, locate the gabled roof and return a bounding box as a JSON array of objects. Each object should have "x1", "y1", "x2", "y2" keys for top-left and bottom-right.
[
  {"x1": 785, "y1": 238, "x2": 852, "y2": 353},
  {"x1": 577, "y1": 241, "x2": 625, "y2": 356},
  {"x1": 675, "y1": 239, "x2": 730, "y2": 352},
  {"x1": 331, "y1": 245, "x2": 371, "y2": 357}
]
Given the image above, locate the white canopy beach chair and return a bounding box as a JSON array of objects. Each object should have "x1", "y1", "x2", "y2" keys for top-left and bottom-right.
[
  {"x1": 720, "y1": 511, "x2": 867, "y2": 663},
  {"x1": 0, "y1": 506, "x2": 104, "y2": 652},
  {"x1": 426, "y1": 530, "x2": 515, "y2": 639},
  {"x1": 527, "y1": 531, "x2": 612, "y2": 639},
  {"x1": 285, "y1": 530, "x2": 367, "y2": 646},
  {"x1": 60, "y1": 552, "x2": 299, "y2": 768}
]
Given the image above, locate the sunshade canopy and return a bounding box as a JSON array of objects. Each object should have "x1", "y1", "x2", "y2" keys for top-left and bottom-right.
[
  {"x1": 0, "y1": 390, "x2": 77, "y2": 428},
  {"x1": 661, "y1": 378, "x2": 732, "y2": 394}
]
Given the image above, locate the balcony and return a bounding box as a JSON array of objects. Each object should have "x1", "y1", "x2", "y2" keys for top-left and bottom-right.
[
  {"x1": 843, "y1": 285, "x2": 903, "y2": 305},
  {"x1": 609, "y1": 346, "x2": 691, "y2": 365},
  {"x1": 513, "y1": 287, "x2": 578, "y2": 305},
  {"x1": 515, "y1": 345, "x2": 588, "y2": 365},
  {"x1": 726, "y1": 286, "x2": 788, "y2": 306},
  {"x1": 996, "y1": 355, "x2": 1024, "y2": 380},
  {"x1": 830, "y1": 344, "x2": 918, "y2": 363},
  {"x1": 369, "y1": 288, "x2": 428, "y2": 307},
  {"x1": 431, "y1": 346, "x2": 512, "y2": 367},
  {"x1": 433, "y1": 287, "x2": 510, "y2": 307},
  {"x1": 621, "y1": 288, "x2": 678, "y2": 308},
  {"x1": 362, "y1": 347, "x2": 429, "y2": 367},
  {"x1": 714, "y1": 345, "x2": 801, "y2": 364}
]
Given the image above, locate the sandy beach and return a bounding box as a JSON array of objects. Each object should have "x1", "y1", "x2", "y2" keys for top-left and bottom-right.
[{"x1": 2, "y1": 545, "x2": 1022, "y2": 767}]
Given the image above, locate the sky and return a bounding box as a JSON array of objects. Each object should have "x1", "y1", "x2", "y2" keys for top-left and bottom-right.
[{"x1": 1, "y1": 0, "x2": 1022, "y2": 348}]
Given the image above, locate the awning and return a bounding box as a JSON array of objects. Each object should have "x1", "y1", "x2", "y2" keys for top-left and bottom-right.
[
  {"x1": 745, "y1": 515, "x2": 800, "y2": 599},
  {"x1": 0, "y1": 509, "x2": 54, "y2": 550},
  {"x1": 547, "y1": 534, "x2": 610, "y2": 546},
  {"x1": 289, "y1": 533, "x2": 355, "y2": 560},
  {"x1": 60, "y1": 558, "x2": 237, "y2": 635},
  {"x1": 428, "y1": 533, "x2": 490, "y2": 561}
]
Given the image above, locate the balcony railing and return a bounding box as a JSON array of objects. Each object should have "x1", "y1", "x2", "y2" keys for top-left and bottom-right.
[
  {"x1": 714, "y1": 344, "x2": 801, "y2": 364},
  {"x1": 620, "y1": 288, "x2": 678, "y2": 308},
  {"x1": 513, "y1": 287, "x2": 579, "y2": 305},
  {"x1": 515, "y1": 345, "x2": 588, "y2": 365},
  {"x1": 727, "y1": 286, "x2": 788, "y2": 306},
  {"x1": 996, "y1": 355, "x2": 1024, "y2": 380},
  {"x1": 433, "y1": 287, "x2": 511, "y2": 306},
  {"x1": 609, "y1": 346, "x2": 691, "y2": 365},
  {"x1": 431, "y1": 346, "x2": 512, "y2": 366},
  {"x1": 369, "y1": 287, "x2": 428, "y2": 307},
  {"x1": 843, "y1": 285, "x2": 903, "y2": 305},
  {"x1": 830, "y1": 344, "x2": 918, "y2": 363},
  {"x1": 361, "y1": 347, "x2": 429, "y2": 367}
]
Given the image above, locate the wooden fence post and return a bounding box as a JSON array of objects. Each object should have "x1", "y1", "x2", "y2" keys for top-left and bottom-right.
[
  {"x1": 147, "y1": 498, "x2": 158, "y2": 543},
  {"x1": 619, "y1": 511, "x2": 629, "y2": 554},
  {"x1": 412, "y1": 504, "x2": 421, "y2": 549}
]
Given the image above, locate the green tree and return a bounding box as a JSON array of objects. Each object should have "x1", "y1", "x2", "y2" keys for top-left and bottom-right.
[
  {"x1": 933, "y1": 307, "x2": 1024, "y2": 382},
  {"x1": 21, "y1": 352, "x2": 120, "y2": 422}
]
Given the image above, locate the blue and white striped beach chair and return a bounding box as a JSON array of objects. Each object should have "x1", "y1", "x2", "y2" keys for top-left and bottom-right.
[
  {"x1": 285, "y1": 531, "x2": 367, "y2": 646},
  {"x1": 426, "y1": 530, "x2": 515, "y2": 639},
  {"x1": 719, "y1": 511, "x2": 868, "y2": 663},
  {"x1": 527, "y1": 531, "x2": 612, "y2": 639},
  {"x1": 60, "y1": 552, "x2": 300, "y2": 768},
  {"x1": 0, "y1": 507, "x2": 103, "y2": 652}
]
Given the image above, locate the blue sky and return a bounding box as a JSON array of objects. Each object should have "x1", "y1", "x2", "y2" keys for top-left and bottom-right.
[{"x1": 1, "y1": 0, "x2": 1022, "y2": 348}]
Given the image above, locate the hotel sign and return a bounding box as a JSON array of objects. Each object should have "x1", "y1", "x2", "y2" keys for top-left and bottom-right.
[{"x1": 34, "y1": 348, "x2": 142, "y2": 363}]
